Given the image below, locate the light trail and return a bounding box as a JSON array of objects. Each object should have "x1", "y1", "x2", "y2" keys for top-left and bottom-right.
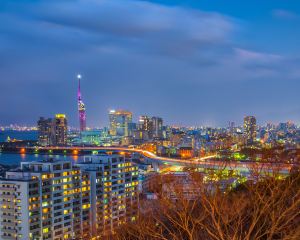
[{"x1": 20, "y1": 146, "x2": 295, "y2": 172}]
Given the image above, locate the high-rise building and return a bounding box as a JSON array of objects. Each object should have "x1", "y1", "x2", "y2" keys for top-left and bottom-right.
[
  {"x1": 54, "y1": 114, "x2": 68, "y2": 146},
  {"x1": 109, "y1": 110, "x2": 132, "y2": 137},
  {"x1": 77, "y1": 74, "x2": 87, "y2": 132},
  {"x1": 0, "y1": 154, "x2": 139, "y2": 239},
  {"x1": 228, "y1": 121, "x2": 235, "y2": 135},
  {"x1": 76, "y1": 153, "x2": 139, "y2": 237},
  {"x1": 138, "y1": 116, "x2": 152, "y2": 140},
  {"x1": 37, "y1": 117, "x2": 54, "y2": 146},
  {"x1": 37, "y1": 114, "x2": 68, "y2": 146},
  {"x1": 152, "y1": 117, "x2": 163, "y2": 139},
  {"x1": 244, "y1": 116, "x2": 257, "y2": 145},
  {"x1": 136, "y1": 116, "x2": 163, "y2": 141},
  {"x1": 138, "y1": 116, "x2": 151, "y2": 132},
  {"x1": 0, "y1": 160, "x2": 89, "y2": 240}
]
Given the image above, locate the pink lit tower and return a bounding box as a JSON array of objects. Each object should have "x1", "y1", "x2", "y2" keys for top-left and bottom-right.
[{"x1": 77, "y1": 74, "x2": 87, "y2": 132}]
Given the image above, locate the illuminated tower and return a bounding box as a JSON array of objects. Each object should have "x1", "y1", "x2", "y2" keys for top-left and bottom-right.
[{"x1": 77, "y1": 74, "x2": 87, "y2": 132}]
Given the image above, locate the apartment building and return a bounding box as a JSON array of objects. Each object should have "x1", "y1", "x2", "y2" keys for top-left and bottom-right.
[
  {"x1": 76, "y1": 152, "x2": 139, "y2": 238},
  {"x1": 0, "y1": 153, "x2": 139, "y2": 239},
  {"x1": 0, "y1": 160, "x2": 90, "y2": 240}
]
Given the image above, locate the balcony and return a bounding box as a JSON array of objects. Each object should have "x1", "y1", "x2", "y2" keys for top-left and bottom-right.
[
  {"x1": 0, "y1": 187, "x2": 16, "y2": 191},
  {"x1": 0, "y1": 215, "x2": 15, "y2": 221},
  {"x1": 1, "y1": 228, "x2": 17, "y2": 234},
  {"x1": 0, "y1": 209, "x2": 15, "y2": 214},
  {"x1": 1, "y1": 221, "x2": 16, "y2": 227},
  {"x1": 0, "y1": 195, "x2": 15, "y2": 200},
  {"x1": 1, "y1": 235, "x2": 15, "y2": 240}
]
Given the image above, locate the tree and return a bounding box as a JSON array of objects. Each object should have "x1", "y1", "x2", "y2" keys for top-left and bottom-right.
[{"x1": 114, "y1": 170, "x2": 300, "y2": 240}]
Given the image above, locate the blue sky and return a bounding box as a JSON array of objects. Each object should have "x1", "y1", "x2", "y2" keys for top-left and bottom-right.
[{"x1": 1, "y1": 0, "x2": 300, "y2": 127}]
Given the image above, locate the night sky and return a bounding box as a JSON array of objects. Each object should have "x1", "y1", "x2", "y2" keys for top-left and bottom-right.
[{"x1": 1, "y1": 0, "x2": 300, "y2": 127}]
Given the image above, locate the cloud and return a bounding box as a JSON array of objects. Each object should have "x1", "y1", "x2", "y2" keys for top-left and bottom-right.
[
  {"x1": 234, "y1": 48, "x2": 282, "y2": 72},
  {"x1": 234, "y1": 48, "x2": 282, "y2": 62},
  {"x1": 1, "y1": 0, "x2": 237, "y2": 60},
  {"x1": 272, "y1": 9, "x2": 299, "y2": 20},
  {"x1": 36, "y1": 0, "x2": 235, "y2": 40},
  {"x1": 231, "y1": 48, "x2": 300, "y2": 78},
  {"x1": 0, "y1": 0, "x2": 300, "y2": 126}
]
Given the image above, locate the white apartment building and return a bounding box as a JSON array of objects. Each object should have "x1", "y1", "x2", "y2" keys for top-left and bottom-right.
[
  {"x1": 0, "y1": 153, "x2": 139, "y2": 240},
  {"x1": 0, "y1": 160, "x2": 90, "y2": 240},
  {"x1": 76, "y1": 152, "x2": 139, "y2": 238}
]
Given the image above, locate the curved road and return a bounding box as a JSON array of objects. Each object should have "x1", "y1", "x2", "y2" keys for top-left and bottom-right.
[{"x1": 24, "y1": 146, "x2": 296, "y2": 172}]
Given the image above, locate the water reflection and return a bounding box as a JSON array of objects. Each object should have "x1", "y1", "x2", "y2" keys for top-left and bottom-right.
[{"x1": 0, "y1": 153, "x2": 85, "y2": 165}]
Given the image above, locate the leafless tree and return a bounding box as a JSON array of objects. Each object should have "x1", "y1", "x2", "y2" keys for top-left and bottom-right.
[{"x1": 114, "y1": 168, "x2": 300, "y2": 240}]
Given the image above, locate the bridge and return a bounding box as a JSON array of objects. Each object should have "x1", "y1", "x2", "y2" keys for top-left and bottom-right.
[{"x1": 11, "y1": 146, "x2": 296, "y2": 174}]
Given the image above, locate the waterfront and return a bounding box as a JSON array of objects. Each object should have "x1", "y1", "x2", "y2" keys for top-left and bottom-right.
[
  {"x1": 0, "y1": 130, "x2": 37, "y2": 142},
  {"x1": 0, "y1": 153, "x2": 83, "y2": 165}
]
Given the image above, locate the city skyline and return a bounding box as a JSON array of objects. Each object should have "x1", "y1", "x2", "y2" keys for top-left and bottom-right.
[
  {"x1": 0, "y1": 2, "x2": 299, "y2": 240},
  {"x1": 1, "y1": 111, "x2": 300, "y2": 129},
  {"x1": 1, "y1": 0, "x2": 300, "y2": 126}
]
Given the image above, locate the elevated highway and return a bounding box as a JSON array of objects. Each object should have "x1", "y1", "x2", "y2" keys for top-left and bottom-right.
[{"x1": 13, "y1": 146, "x2": 296, "y2": 173}]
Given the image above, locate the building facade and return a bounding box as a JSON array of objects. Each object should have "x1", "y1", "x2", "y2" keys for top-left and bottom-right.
[
  {"x1": 0, "y1": 160, "x2": 87, "y2": 240},
  {"x1": 135, "y1": 116, "x2": 164, "y2": 142},
  {"x1": 76, "y1": 153, "x2": 139, "y2": 238},
  {"x1": 244, "y1": 116, "x2": 257, "y2": 145},
  {"x1": 53, "y1": 114, "x2": 68, "y2": 146},
  {"x1": 151, "y1": 117, "x2": 163, "y2": 139},
  {"x1": 109, "y1": 110, "x2": 132, "y2": 137},
  {"x1": 0, "y1": 153, "x2": 139, "y2": 240},
  {"x1": 37, "y1": 117, "x2": 54, "y2": 146},
  {"x1": 37, "y1": 114, "x2": 68, "y2": 146}
]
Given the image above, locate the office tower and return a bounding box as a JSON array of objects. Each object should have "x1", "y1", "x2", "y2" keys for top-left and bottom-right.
[
  {"x1": 37, "y1": 115, "x2": 68, "y2": 146},
  {"x1": 0, "y1": 160, "x2": 89, "y2": 240},
  {"x1": 138, "y1": 116, "x2": 151, "y2": 132},
  {"x1": 76, "y1": 153, "x2": 139, "y2": 238},
  {"x1": 127, "y1": 123, "x2": 137, "y2": 138},
  {"x1": 137, "y1": 116, "x2": 163, "y2": 141},
  {"x1": 244, "y1": 116, "x2": 257, "y2": 145},
  {"x1": 137, "y1": 116, "x2": 152, "y2": 140},
  {"x1": 109, "y1": 110, "x2": 132, "y2": 137},
  {"x1": 152, "y1": 117, "x2": 163, "y2": 139},
  {"x1": 54, "y1": 114, "x2": 68, "y2": 146},
  {"x1": 228, "y1": 121, "x2": 235, "y2": 135},
  {"x1": 37, "y1": 117, "x2": 54, "y2": 146},
  {"x1": 77, "y1": 75, "x2": 87, "y2": 132}
]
